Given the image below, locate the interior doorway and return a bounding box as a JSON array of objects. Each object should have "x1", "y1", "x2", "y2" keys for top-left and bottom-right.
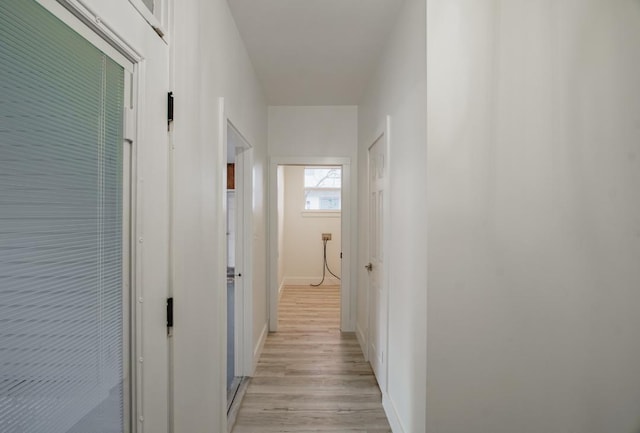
[
  {"x1": 275, "y1": 165, "x2": 343, "y2": 327},
  {"x1": 224, "y1": 119, "x2": 253, "y2": 415},
  {"x1": 268, "y1": 157, "x2": 353, "y2": 333}
]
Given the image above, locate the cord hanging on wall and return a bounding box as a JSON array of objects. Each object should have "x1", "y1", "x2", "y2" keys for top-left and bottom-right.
[{"x1": 310, "y1": 237, "x2": 341, "y2": 287}]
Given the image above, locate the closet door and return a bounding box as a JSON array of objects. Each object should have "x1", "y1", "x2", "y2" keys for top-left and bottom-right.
[{"x1": 0, "y1": 1, "x2": 130, "y2": 431}]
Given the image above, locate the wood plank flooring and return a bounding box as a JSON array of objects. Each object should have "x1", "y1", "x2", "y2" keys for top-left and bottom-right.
[{"x1": 231, "y1": 285, "x2": 391, "y2": 433}]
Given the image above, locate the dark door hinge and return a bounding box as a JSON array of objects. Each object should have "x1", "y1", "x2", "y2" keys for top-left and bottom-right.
[
  {"x1": 166, "y1": 297, "x2": 174, "y2": 330},
  {"x1": 167, "y1": 91, "x2": 174, "y2": 129}
]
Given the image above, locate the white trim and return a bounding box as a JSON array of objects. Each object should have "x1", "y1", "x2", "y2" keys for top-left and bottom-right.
[
  {"x1": 383, "y1": 115, "x2": 392, "y2": 391},
  {"x1": 217, "y1": 98, "x2": 228, "y2": 433},
  {"x1": 239, "y1": 148, "x2": 255, "y2": 377},
  {"x1": 382, "y1": 394, "x2": 406, "y2": 433},
  {"x1": 54, "y1": 0, "x2": 142, "y2": 68},
  {"x1": 130, "y1": 38, "x2": 144, "y2": 433},
  {"x1": 278, "y1": 281, "x2": 286, "y2": 300},
  {"x1": 269, "y1": 157, "x2": 353, "y2": 333},
  {"x1": 268, "y1": 161, "x2": 278, "y2": 331},
  {"x1": 356, "y1": 322, "x2": 368, "y2": 362},
  {"x1": 252, "y1": 323, "x2": 268, "y2": 375},
  {"x1": 122, "y1": 136, "x2": 133, "y2": 433}
]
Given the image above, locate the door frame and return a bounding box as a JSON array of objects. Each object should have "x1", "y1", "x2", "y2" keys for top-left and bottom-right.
[
  {"x1": 219, "y1": 98, "x2": 255, "y2": 381},
  {"x1": 268, "y1": 156, "x2": 354, "y2": 332},
  {"x1": 365, "y1": 116, "x2": 391, "y2": 393}
]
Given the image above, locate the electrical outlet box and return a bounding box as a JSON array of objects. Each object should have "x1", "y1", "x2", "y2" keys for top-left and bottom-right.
[{"x1": 322, "y1": 233, "x2": 332, "y2": 241}]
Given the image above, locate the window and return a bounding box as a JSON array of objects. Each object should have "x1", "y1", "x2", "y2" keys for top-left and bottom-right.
[{"x1": 304, "y1": 167, "x2": 342, "y2": 211}]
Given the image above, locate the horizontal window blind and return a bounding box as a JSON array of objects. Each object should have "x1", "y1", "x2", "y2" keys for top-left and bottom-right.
[{"x1": 0, "y1": 1, "x2": 126, "y2": 432}]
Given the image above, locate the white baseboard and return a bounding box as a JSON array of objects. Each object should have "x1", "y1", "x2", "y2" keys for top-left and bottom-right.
[
  {"x1": 356, "y1": 322, "x2": 368, "y2": 361},
  {"x1": 283, "y1": 276, "x2": 341, "y2": 286},
  {"x1": 252, "y1": 322, "x2": 268, "y2": 375},
  {"x1": 383, "y1": 393, "x2": 406, "y2": 433}
]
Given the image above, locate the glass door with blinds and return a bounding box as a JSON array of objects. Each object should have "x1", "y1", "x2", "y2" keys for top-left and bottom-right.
[{"x1": 1, "y1": 0, "x2": 133, "y2": 432}]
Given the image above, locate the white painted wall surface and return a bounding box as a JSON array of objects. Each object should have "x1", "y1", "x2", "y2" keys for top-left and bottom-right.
[
  {"x1": 171, "y1": 0, "x2": 267, "y2": 431},
  {"x1": 252, "y1": 141, "x2": 269, "y2": 369},
  {"x1": 427, "y1": 1, "x2": 640, "y2": 432},
  {"x1": 357, "y1": 0, "x2": 427, "y2": 431},
  {"x1": 281, "y1": 166, "x2": 342, "y2": 286},
  {"x1": 268, "y1": 106, "x2": 358, "y2": 158}
]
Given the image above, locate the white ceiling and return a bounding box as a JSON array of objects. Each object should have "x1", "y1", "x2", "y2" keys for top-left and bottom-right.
[{"x1": 227, "y1": 0, "x2": 404, "y2": 106}]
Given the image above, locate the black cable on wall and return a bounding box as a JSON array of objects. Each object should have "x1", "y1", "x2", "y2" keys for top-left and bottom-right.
[{"x1": 311, "y1": 238, "x2": 341, "y2": 287}]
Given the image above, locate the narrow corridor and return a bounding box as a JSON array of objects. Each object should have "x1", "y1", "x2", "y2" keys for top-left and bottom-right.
[{"x1": 231, "y1": 285, "x2": 391, "y2": 432}]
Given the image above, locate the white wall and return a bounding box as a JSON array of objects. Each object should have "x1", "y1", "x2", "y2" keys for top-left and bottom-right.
[
  {"x1": 281, "y1": 166, "x2": 342, "y2": 286},
  {"x1": 268, "y1": 105, "x2": 358, "y2": 329},
  {"x1": 268, "y1": 106, "x2": 358, "y2": 159},
  {"x1": 252, "y1": 143, "x2": 269, "y2": 374},
  {"x1": 171, "y1": 0, "x2": 267, "y2": 432},
  {"x1": 357, "y1": 0, "x2": 427, "y2": 431},
  {"x1": 427, "y1": 1, "x2": 640, "y2": 432}
]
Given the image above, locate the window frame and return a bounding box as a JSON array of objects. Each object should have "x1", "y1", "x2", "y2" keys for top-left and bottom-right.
[{"x1": 303, "y1": 166, "x2": 342, "y2": 213}]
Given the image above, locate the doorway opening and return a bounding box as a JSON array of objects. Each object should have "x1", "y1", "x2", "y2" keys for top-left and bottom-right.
[
  {"x1": 224, "y1": 119, "x2": 253, "y2": 417},
  {"x1": 269, "y1": 157, "x2": 353, "y2": 333}
]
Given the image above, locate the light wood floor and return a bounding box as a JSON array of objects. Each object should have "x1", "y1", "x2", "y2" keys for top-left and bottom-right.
[{"x1": 231, "y1": 285, "x2": 391, "y2": 433}]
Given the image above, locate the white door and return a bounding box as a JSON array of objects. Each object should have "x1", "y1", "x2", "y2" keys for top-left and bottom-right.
[{"x1": 367, "y1": 133, "x2": 388, "y2": 392}]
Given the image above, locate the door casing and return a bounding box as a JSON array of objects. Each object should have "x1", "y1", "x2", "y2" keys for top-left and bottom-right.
[
  {"x1": 219, "y1": 98, "x2": 255, "y2": 394},
  {"x1": 268, "y1": 157, "x2": 354, "y2": 333}
]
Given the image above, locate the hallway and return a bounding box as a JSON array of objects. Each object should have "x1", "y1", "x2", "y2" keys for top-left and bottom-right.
[
  {"x1": 232, "y1": 285, "x2": 391, "y2": 432},
  {"x1": 5, "y1": 0, "x2": 639, "y2": 432}
]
